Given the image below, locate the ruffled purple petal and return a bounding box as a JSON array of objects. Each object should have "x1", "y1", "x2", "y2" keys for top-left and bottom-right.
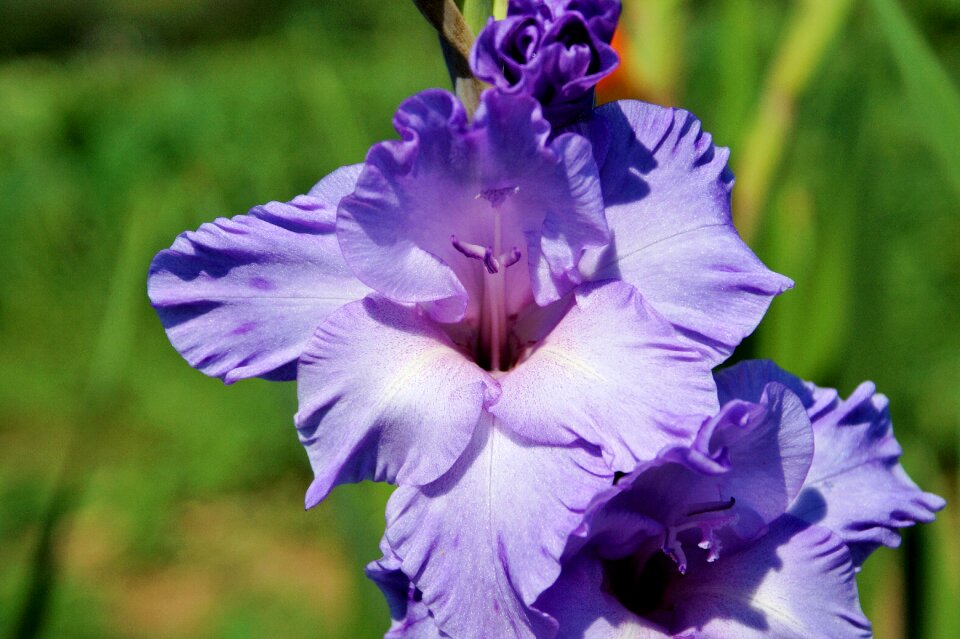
[
  {"x1": 337, "y1": 89, "x2": 608, "y2": 323},
  {"x1": 295, "y1": 296, "x2": 499, "y2": 507},
  {"x1": 574, "y1": 101, "x2": 792, "y2": 364},
  {"x1": 666, "y1": 517, "x2": 872, "y2": 639},
  {"x1": 582, "y1": 383, "x2": 812, "y2": 574},
  {"x1": 491, "y1": 280, "x2": 717, "y2": 470},
  {"x1": 789, "y1": 381, "x2": 946, "y2": 564},
  {"x1": 474, "y1": 0, "x2": 621, "y2": 128},
  {"x1": 385, "y1": 415, "x2": 613, "y2": 639},
  {"x1": 717, "y1": 360, "x2": 946, "y2": 565},
  {"x1": 148, "y1": 165, "x2": 370, "y2": 383}
]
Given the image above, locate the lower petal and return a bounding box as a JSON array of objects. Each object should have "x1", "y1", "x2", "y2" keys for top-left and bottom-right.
[
  {"x1": 385, "y1": 414, "x2": 613, "y2": 639},
  {"x1": 492, "y1": 280, "x2": 718, "y2": 469},
  {"x1": 667, "y1": 516, "x2": 872, "y2": 639},
  {"x1": 296, "y1": 296, "x2": 497, "y2": 507}
]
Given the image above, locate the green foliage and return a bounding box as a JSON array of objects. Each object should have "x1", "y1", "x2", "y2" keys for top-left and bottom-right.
[{"x1": 0, "y1": 0, "x2": 956, "y2": 637}]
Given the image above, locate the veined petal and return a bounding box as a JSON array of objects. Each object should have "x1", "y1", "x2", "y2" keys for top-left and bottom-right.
[
  {"x1": 666, "y1": 517, "x2": 872, "y2": 639},
  {"x1": 574, "y1": 101, "x2": 792, "y2": 364},
  {"x1": 385, "y1": 415, "x2": 613, "y2": 639},
  {"x1": 295, "y1": 296, "x2": 498, "y2": 507},
  {"x1": 491, "y1": 280, "x2": 717, "y2": 470},
  {"x1": 148, "y1": 165, "x2": 370, "y2": 383},
  {"x1": 337, "y1": 89, "x2": 608, "y2": 323},
  {"x1": 717, "y1": 360, "x2": 946, "y2": 565}
]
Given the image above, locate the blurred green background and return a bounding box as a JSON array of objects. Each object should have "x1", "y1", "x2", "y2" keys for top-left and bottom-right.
[{"x1": 0, "y1": 0, "x2": 956, "y2": 637}]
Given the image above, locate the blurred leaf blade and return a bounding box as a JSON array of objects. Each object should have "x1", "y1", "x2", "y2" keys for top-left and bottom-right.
[{"x1": 869, "y1": 0, "x2": 960, "y2": 203}]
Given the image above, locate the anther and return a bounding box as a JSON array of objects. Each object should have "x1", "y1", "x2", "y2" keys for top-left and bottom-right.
[
  {"x1": 452, "y1": 236, "x2": 523, "y2": 275},
  {"x1": 452, "y1": 235, "x2": 500, "y2": 274}
]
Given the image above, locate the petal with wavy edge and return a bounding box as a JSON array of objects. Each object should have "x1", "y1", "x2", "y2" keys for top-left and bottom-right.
[
  {"x1": 148, "y1": 165, "x2": 369, "y2": 383},
  {"x1": 574, "y1": 101, "x2": 792, "y2": 364},
  {"x1": 491, "y1": 280, "x2": 717, "y2": 470},
  {"x1": 337, "y1": 89, "x2": 607, "y2": 324},
  {"x1": 386, "y1": 415, "x2": 613, "y2": 639},
  {"x1": 666, "y1": 517, "x2": 872, "y2": 639},
  {"x1": 296, "y1": 296, "x2": 498, "y2": 507},
  {"x1": 716, "y1": 360, "x2": 946, "y2": 565},
  {"x1": 788, "y1": 381, "x2": 945, "y2": 564}
]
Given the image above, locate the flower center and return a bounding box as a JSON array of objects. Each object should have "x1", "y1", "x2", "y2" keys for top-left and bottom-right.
[
  {"x1": 448, "y1": 185, "x2": 526, "y2": 372},
  {"x1": 603, "y1": 550, "x2": 676, "y2": 619},
  {"x1": 602, "y1": 497, "x2": 738, "y2": 625}
]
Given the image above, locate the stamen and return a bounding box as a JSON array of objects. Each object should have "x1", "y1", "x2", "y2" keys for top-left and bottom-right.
[
  {"x1": 451, "y1": 235, "x2": 499, "y2": 274},
  {"x1": 663, "y1": 496, "x2": 738, "y2": 573},
  {"x1": 483, "y1": 251, "x2": 500, "y2": 275},
  {"x1": 451, "y1": 236, "x2": 523, "y2": 276}
]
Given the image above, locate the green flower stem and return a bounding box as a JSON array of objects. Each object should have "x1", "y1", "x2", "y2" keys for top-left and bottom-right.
[
  {"x1": 412, "y1": 0, "x2": 487, "y2": 115},
  {"x1": 733, "y1": 0, "x2": 854, "y2": 243}
]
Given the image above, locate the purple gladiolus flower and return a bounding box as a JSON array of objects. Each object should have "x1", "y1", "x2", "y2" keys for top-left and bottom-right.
[
  {"x1": 471, "y1": 0, "x2": 621, "y2": 129},
  {"x1": 148, "y1": 81, "x2": 789, "y2": 638},
  {"x1": 525, "y1": 360, "x2": 942, "y2": 638}
]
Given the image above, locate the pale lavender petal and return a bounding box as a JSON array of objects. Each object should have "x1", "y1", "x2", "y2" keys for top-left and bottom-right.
[
  {"x1": 788, "y1": 381, "x2": 946, "y2": 564},
  {"x1": 667, "y1": 517, "x2": 872, "y2": 639},
  {"x1": 337, "y1": 89, "x2": 607, "y2": 323},
  {"x1": 574, "y1": 101, "x2": 792, "y2": 363},
  {"x1": 385, "y1": 415, "x2": 613, "y2": 639},
  {"x1": 148, "y1": 165, "x2": 369, "y2": 383},
  {"x1": 491, "y1": 280, "x2": 717, "y2": 470},
  {"x1": 295, "y1": 296, "x2": 498, "y2": 507}
]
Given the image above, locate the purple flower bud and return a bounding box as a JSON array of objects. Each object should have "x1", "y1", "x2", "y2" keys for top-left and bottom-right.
[{"x1": 471, "y1": 0, "x2": 621, "y2": 129}]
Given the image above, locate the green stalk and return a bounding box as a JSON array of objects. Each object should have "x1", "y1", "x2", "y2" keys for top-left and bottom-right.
[
  {"x1": 412, "y1": 0, "x2": 487, "y2": 115},
  {"x1": 733, "y1": 0, "x2": 855, "y2": 243}
]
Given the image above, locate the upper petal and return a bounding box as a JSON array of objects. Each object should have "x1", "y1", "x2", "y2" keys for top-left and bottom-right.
[
  {"x1": 295, "y1": 296, "x2": 498, "y2": 507},
  {"x1": 147, "y1": 165, "x2": 370, "y2": 383},
  {"x1": 491, "y1": 279, "x2": 718, "y2": 470},
  {"x1": 336, "y1": 89, "x2": 608, "y2": 323},
  {"x1": 666, "y1": 517, "x2": 872, "y2": 639},
  {"x1": 574, "y1": 101, "x2": 792, "y2": 364},
  {"x1": 385, "y1": 415, "x2": 613, "y2": 639}
]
